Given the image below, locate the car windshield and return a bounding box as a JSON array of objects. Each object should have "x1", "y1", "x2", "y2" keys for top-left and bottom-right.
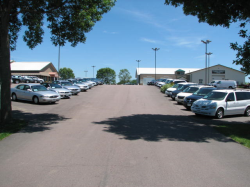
[
  {"x1": 171, "y1": 84, "x2": 178, "y2": 88},
  {"x1": 61, "y1": 82, "x2": 72, "y2": 86},
  {"x1": 31, "y1": 85, "x2": 47, "y2": 92},
  {"x1": 177, "y1": 85, "x2": 189, "y2": 91},
  {"x1": 203, "y1": 92, "x2": 227, "y2": 100},
  {"x1": 50, "y1": 84, "x2": 62, "y2": 88},
  {"x1": 193, "y1": 88, "x2": 215, "y2": 96},
  {"x1": 183, "y1": 87, "x2": 199, "y2": 93}
]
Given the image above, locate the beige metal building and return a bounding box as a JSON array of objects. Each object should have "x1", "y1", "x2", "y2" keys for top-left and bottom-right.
[
  {"x1": 11, "y1": 62, "x2": 58, "y2": 82},
  {"x1": 136, "y1": 64, "x2": 245, "y2": 85},
  {"x1": 186, "y1": 64, "x2": 245, "y2": 85}
]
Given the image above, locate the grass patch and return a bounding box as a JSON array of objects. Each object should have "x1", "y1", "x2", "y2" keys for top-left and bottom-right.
[
  {"x1": 0, "y1": 119, "x2": 27, "y2": 140},
  {"x1": 214, "y1": 123, "x2": 250, "y2": 149}
]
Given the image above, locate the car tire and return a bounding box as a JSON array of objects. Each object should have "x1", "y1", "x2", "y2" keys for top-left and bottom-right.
[
  {"x1": 229, "y1": 86, "x2": 233, "y2": 89},
  {"x1": 33, "y1": 96, "x2": 39, "y2": 104},
  {"x1": 244, "y1": 107, "x2": 250, "y2": 117},
  {"x1": 15, "y1": 80, "x2": 19, "y2": 84},
  {"x1": 12, "y1": 93, "x2": 17, "y2": 101},
  {"x1": 26, "y1": 80, "x2": 29, "y2": 83},
  {"x1": 40, "y1": 81, "x2": 43, "y2": 83},
  {"x1": 177, "y1": 101, "x2": 182, "y2": 105},
  {"x1": 215, "y1": 108, "x2": 224, "y2": 119}
]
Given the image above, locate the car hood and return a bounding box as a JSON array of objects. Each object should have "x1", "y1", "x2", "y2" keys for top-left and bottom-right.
[
  {"x1": 34, "y1": 90, "x2": 60, "y2": 96},
  {"x1": 167, "y1": 88, "x2": 177, "y2": 91},
  {"x1": 177, "y1": 92, "x2": 193, "y2": 97},
  {"x1": 193, "y1": 99, "x2": 215, "y2": 106},
  {"x1": 50, "y1": 88, "x2": 71, "y2": 92},
  {"x1": 62, "y1": 86, "x2": 80, "y2": 89},
  {"x1": 185, "y1": 95, "x2": 204, "y2": 100}
]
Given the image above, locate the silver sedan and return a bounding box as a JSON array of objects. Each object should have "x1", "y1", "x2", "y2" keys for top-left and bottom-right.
[{"x1": 11, "y1": 84, "x2": 61, "y2": 104}]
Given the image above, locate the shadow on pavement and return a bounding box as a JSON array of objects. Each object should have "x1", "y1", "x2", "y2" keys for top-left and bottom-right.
[
  {"x1": 12, "y1": 110, "x2": 70, "y2": 133},
  {"x1": 94, "y1": 114, "x2": 250, "y2": 142}
]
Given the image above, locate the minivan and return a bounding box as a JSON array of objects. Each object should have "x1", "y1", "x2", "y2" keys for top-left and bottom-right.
[
  {"x1": 213, "y1": 80, "x2": 237, "y2": 89},
  {"x1": 191, "y1": 90, "x2": 250, "y2": 119}
]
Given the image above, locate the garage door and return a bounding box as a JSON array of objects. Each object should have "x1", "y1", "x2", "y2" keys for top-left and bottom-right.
[{"x1": 143, "y1": 77, "x2": 154, "y2": 85}]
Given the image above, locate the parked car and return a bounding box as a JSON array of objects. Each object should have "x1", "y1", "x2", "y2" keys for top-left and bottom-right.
[
  {"x1": 165, "y1": 82, "x2": 188, "y2": 97},
  {"x1": 41, "y1": 83, "x2": 72, "y2": 98},
  {"x1": 176, "y1": 85, "x2": 202, "y2": 104},
  {"x1": 71, "y1": 80, "x2": 89, "y2": 92},
  {"x1": 147, "y1": 80, "x2": 156, "y2": 85},
  {"x1": 191, "y1": 90, "x2": 250, "y2": 119},
  {"x1": 52, "y1": 80, "x2": 81, "y2": 95},
  {"x1": 22, "y1": 76, "x2": 36, "y2": 83},
  {"x1": 11, "y1": 84, "x2": 61, "y2": 104},
  {"x1": 171, "y1": 83, "x2": 198, "y2": 101},
  {"x1": 11, "y1": 75, "x2": 24, "y2": 84},
  {"x1": 29, "y1": 76, "x2": 44, "y2": 83},
  {"x1": 213, "y1": 80, "x2": 237, "y2": 89},
  {"x1": 183, "y1": 86, "x2": 217, "y2": 110}
]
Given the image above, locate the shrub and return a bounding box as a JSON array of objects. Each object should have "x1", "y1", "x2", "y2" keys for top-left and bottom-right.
[{"x1": 160, "y1": 83, "x2": 173, "y2": 93}]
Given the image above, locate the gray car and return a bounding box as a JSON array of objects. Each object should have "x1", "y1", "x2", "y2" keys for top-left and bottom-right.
[
  {"x1": 42, "y1": 83, "x2": 72, "y2": 98},
  {"x1": 53, "y1": 81, "x2": 81, "y2": 95},
  {"x1": 11, "y1": 84, "x2": 61, "y2": 104},
  {"x1": 71, "y1": 81, "x2": 89, "y2": 92}
]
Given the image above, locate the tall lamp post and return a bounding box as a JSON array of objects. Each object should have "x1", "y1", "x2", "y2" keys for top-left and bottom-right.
[
  {"x1": 201, "y1": 40, "x2": 211, "y2": 85},
  {"x1": 206, "y1": 52, "x2": 212, "y2": 84},
  {"x1": 136, "y1": 60, "x2": 141, "y2": 85},
  {"x1": 84, "y1": 71, "x2": 88, "y2": 78},
  {"x1": 152, "y1": 48, "x2": 160, "y2": 81},
  {"x1": 92, "y1": 66, "x2": 95, "y2": 78}
]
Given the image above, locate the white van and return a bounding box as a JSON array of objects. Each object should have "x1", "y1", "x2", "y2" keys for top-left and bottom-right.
[
  {"x1": 191, "y1": 90, "x2": 250, "y2": 118},
  {"x1": 213, "y1": 80, "x2": 237, "y2": 89}
]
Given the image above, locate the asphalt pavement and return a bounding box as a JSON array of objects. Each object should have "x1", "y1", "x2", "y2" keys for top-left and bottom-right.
[{"x1": 0, "y1": 85, "x2": 250, "y2": 187}]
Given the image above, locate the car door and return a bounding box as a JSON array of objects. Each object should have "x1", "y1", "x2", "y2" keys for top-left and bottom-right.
[
  {"x1": 225, "y1": 92, "x2": 238, "y2": 115},
  {"x1": 22, "y1": 85, "x2": 33, "y2": 101},
  {"x1": 14, "y1": 85, "x2": 25, "y2": 99}
]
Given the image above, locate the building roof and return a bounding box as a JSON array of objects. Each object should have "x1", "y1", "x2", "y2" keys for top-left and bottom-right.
[
  {"x1": 136, "y1": 68, "x2": 200, "y2": 75},
  {"x1": 11, "y1": 62, "x2": 52, "y2": 71},
  {"x1": 185, "y1": 64, "x2": 245, "y2": 75}
]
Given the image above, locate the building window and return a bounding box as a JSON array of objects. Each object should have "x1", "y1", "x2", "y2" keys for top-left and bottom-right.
[{"x1": 199, "y1": 79, "x2": 203, "y2": 84}]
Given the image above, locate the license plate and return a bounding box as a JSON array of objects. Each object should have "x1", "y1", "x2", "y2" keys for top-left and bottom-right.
[{"x1": 187, "y1": 103, "x2": 191, "y2": 106}]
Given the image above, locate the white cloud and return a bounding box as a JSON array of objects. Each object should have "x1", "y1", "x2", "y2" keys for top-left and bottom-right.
[
  {"x1": 140, "y1": 37, "x2": 165, "y2": 45},
  {"x1": 167, "y1": 36, "x2": 205, "y2": 49},
  {"x1": 103, "y1": 30, "x2": 118, "y2": 34}
]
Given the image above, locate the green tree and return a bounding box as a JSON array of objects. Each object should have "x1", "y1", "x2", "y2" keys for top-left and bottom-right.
[
  {"x1": 130, "y1": 79, "x2": 137, "y2": 85},
  {"x1": 118, "y1": 69, "x2": 132, "y2": 84},
  {"x1": 96, "y1": 68, "x2": 116, "y2": 84},
  {"x1": 59, "y1": 67, "x2": 75, "y2": 80},
  {"x1": 165, "y1": 0, "x2": 250, "y2": 75},
  {"x1": 0, "y1": 0, "x2": 116, "y2": 125}
]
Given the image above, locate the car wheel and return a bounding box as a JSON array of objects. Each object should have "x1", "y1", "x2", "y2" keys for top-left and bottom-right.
[
  {"x1": 215, "y1": 108, "x2": 224, "y2": 119},
  {"x1": 171, "y1": 97, "x2": 175, "y2": 101},
  {"x1": 15, "y1": 80, "x2": 19, "y2": 84},
  {"x1": 26, "y1": 80, "x2": 29, "y2": 83},
  {"x1": 40, "y1": 81, "x2": 43, "y2": 83},
  {"x1": 12, "y1": 93, "x2": 17, "y2": 101},
  {"x1": 33, "y1": 96, "x2": 39, "y2": 104},
  {"x1": 229, "y1": 86, "x2": 233, "y2": 89},
  {"x1": 177, "y1": 101, "x2": 181, "y2": 105},
  {"x1": 244, "y1": 107, "x2": 250, "y2": 117}
]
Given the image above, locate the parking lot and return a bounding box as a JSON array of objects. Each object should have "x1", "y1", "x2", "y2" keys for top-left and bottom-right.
[{"x1": 1, "y1": 84, "x2": 250, "y2": 187}]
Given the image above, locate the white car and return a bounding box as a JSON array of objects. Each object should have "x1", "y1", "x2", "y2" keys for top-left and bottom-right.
[
  {"x1": 11, "y1": 84, "x2": 61, "y2": 104},
  {"x1": 191, "y1": 90, "x2": 250, "y2": 119},
  {"x1": 176, "y1": 85, "x2": 202, "y2": 104}
]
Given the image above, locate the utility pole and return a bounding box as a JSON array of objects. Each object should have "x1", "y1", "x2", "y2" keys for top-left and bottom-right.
[
  {"x1": 152, "y1": 48, "x2": 160, "y2": 81},
  {"x1": 136, "y1": 60, "x2": 141, "y2": 85},
  {"x1": 201, "y1": 40, "x2": 211, "y2": 85}
]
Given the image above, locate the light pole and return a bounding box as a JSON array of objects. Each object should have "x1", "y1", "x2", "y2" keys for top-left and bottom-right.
[
  {"x1": 92, "y1": 66, "x2": 95, "y2": 78},
  {"x1": 152, "y1": 48, "x2": 160, "y2": 80},
  {"x1": 201, "y1": 40, "x2": 211, "y2": 85},
  {"x1": 136, "y1": 60, "x2": 141, "y2": 85},
  {"x1": 84, "y1": 71, "x2": 88, "y2": 78},
  {"x1": 206, "y1": 52, "x2": 212, "y2": 84}
]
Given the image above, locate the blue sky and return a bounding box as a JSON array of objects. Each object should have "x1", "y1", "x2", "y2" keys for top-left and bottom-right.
[{"x1": 11, "y1": 0, "x2": 250, "y2": 82}]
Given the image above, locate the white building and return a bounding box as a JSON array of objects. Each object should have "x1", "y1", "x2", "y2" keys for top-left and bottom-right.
[{"x1": 136, "y1": 64, "x2": 245, "y2": 85}]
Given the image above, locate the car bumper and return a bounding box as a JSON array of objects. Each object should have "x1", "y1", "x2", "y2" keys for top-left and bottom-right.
[
  {"x1": 40, "y1": 97, "x2": 61, "y2": 103},
  {"x1": 191, "y1": 107, "x2": 216, "y2": 116}
]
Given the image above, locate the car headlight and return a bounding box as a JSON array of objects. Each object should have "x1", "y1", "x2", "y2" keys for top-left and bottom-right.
[
  {"x1": 208, "y1": 103, "x2": 217, "y2": 109},
  {"x1": 40, "y1": 95, "x2": 50, "y2": 98}
]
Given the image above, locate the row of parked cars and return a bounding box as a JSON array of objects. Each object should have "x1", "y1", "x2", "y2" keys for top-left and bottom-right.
[
  {"x1": 150, "y1": 79, "x2": 250, "y2": 119},
  {"x1": 10, "y1": 78, "x2": 103, "y2": 104},
  {"x1": 11, "y1": 75, "x2": 44, "y2": 84}
]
